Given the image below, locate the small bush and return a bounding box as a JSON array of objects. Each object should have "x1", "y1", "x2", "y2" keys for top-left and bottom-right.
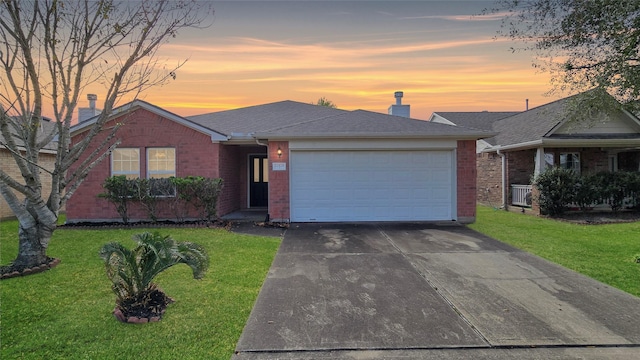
[
  {"x1": 625, "y1": 172, "x2": 640, "y2": 210},
  {"x1": 191, "y1": 177, "x2": 224, "y2": 221},
  {"x1": 534, "y1": 168, "x2": 640, "y2": 216},
  {"x1": 533, "y1": 167, "x2": 577, "y2": 216},
  {"x1": 99, "y1": 176, "x2": 138, "y2": 223},
  {"x1": 574, "y1": 173, "x2": 599, "y2": 211},
  {"x1": 593, "y1": 171, "x2": 627, "y2": 213},
  {"x1": 138, "y1": 178, "x2": 176, "y2": 222},
  {"x1": 169, "y1": 176, "x2": 224, "y2": 221},
  {"x1": 100, "y1": 176, "x2": 223, "y2": 223}
]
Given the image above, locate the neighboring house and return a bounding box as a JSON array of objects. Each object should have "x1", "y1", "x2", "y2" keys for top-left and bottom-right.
[
  {"x1": 429, "y1": 111, "x2": 520, "y2": 153},
  {"x1": 0, "y1": 118, "x2": 58, "y2": 219},
  {"x1": 430, "y1": 93, "x2": 640, "y2": 212},
  {"x1": 66, "y1": 97, "x2": 491, "y2": 224}
]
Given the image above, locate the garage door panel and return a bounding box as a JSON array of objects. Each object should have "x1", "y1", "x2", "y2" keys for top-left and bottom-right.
[{"x1": 290, "y1": 150, "x2": 454, "y2": 222}]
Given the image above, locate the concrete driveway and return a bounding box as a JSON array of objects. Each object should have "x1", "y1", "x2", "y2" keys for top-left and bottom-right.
[{"x1": 233, "y1": 223, "x2": 640, "y2": 359}]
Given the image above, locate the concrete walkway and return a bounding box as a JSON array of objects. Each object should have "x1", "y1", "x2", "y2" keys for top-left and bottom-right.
[{"x1": 233, "y1": 223, "x2": 640, "y2": 359}]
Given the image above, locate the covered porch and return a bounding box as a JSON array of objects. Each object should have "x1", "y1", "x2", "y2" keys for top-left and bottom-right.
[
  {"x1": 507, "y1": 146, "x2": 640, "y2": 210},
  {"x1": 217, "y1": 143, "x2": 269, "y2": 217}
]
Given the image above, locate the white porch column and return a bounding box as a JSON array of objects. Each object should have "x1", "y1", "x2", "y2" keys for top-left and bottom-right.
[{"x1": 534, "y1": 147, "x2": 546, "y2": 178}]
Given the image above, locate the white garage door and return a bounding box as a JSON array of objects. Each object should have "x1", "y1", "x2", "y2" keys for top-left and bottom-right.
[{"x1": 290, "y1": 150, "x2": 455, "y2": 222}]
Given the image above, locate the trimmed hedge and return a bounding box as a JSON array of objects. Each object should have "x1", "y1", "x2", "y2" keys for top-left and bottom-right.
[
  {"x1": 533, "y1": 168, "x2": 640, "y2": 216},
  {"x1": 99, "y1": 176, "x2": 223, "y2": 223}
]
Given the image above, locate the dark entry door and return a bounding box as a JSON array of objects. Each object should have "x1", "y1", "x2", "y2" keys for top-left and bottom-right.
[{"x1": 249, "y1": 155, "x2": 268, "y2": 207}]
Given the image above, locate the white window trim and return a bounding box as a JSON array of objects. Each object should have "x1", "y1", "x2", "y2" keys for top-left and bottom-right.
[
  {"x1": 146, "y1": 147, "x2": 176, "y2": 179},
  {"x1": 111, "y1": 148, "x2": 140, "y2": 178},
  {"x1": 146, "y1": 147, "x2": 177, "y2": 197}
]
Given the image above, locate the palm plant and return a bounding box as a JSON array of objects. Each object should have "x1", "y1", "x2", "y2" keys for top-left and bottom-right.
[{"x1": 99, "y1": 232, "x2": 209, "y2": 321}]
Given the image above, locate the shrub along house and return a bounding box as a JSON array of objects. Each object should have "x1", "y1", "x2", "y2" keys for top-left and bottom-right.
[
  {"x1": 430, "y1": 92, "x2": 640, "y2": 213},
  {"x1": 66, "y1": 93, "x2": 491, "y2": 224}
]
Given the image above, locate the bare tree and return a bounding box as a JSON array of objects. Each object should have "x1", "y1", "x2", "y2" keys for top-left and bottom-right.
[{"x1": 0, "y1": 0, "x2": 214, "y2": 274}]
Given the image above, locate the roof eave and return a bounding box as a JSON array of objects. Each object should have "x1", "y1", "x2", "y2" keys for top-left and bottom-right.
[
  {"x1": 542, "y1": 137, "x2": 640, "y2": 147},
  {"x1": 254, "y1": 132, "x2": 493, "y2": 141},
  {"x1": 1, "y1": 144, "x2": 57, "y2": 154},
  {"x1": 484, "y1": 137, "x2": 640, "y2": 152}
]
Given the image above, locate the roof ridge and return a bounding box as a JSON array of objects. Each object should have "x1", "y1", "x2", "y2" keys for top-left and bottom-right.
[{"x1": 189, "y1": 100, "x2": 302, "y2": 118}]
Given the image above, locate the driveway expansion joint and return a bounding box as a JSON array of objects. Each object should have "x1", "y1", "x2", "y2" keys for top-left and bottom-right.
[{"x1": 374, "y1": 224, "x2": 492, "y2": 347}]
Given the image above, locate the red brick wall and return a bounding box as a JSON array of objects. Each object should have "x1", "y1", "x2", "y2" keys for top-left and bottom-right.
[
  {"x1": 267, "y1": 141, "x2": 289, "y2": 222},
  {"x1": 217, "y1": 144, "x2": 266, "y2": 214},
  {"x1": 476, "y1": 152, "x2": 503, "y2": 207},
  {"x1": 506, "y1": 149, "x2": 536, "y2": 187},
  {"x1": 217, "y1": 144, "x2": 242, "y2": 215},
  {"x1": 456, "y1": 140, "x2": 477, "y2": 223},
  {"x1": 67, "y1": 108, "x2": 223, "y2": 222}
]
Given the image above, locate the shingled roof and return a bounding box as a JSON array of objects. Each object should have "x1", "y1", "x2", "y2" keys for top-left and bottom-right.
[
  {"x1": 431, "y1": 111, "x2": 520, "y2": 133},
  {"x1": 433, "y1": 92, "x2": 640, "y2": 150},
  {"x1": 187, "y1": 100, "x2": 348, "y2": 136},
  {"x1": 0, "y1": 117, "x2": 58, "y2": 153},
  {"x1": 190, "y1": 100, "x2": 493, "y2": 140},
  {"x1": 489, "y1": 97, "x2": 569, "y2": 147},
  {"x1": 257, "y1": 109, "x2": 491, "y2": 139}
]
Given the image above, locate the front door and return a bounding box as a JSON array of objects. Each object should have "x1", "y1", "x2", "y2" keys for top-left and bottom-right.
[{"x1": 249, "y1": 155, "x2": 268, "y2": 207}]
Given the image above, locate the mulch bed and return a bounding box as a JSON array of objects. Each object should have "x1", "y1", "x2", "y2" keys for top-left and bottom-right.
[
  {"x1": 57, "y1": 219, "x2": 233, "y2": 230},
  {"x1": 552, "y1": 210, "x2": 640, "y2": 225},
  {"x1": 0, "y1": 257, "x2": 61, "y2": 280},
  {"x1": 113, "y1": 288, "x2": 175, "y2": 324},
  {"x1": 58, "y1": 219, "x2": 290, "y2": 232}
]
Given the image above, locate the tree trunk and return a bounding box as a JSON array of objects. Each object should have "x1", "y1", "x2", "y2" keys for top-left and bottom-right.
[
  {"x1": 12, "y1": 218, "x2": 56, "y2": 270},
  {"x1": 0, "y1": 182, "x2": 58, "y2": 273}
]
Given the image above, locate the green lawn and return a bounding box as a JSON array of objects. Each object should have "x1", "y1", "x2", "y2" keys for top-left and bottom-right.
[
  {"x1": 3, "y1": 208, "x2": 639, "y2": 358},
  {"x1": 469, "y1": 205, "x2": 640, "y2": 297},
  {"x1": 0, "y1": 219, "x2": 281, "y2": 360}
]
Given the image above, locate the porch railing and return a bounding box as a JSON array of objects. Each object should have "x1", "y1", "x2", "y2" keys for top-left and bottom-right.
[
  {"x1": 511, "y1": 185, "x2": 532, "y2": 207},
  {"x1": 510, "y1": 184, "x2": 637, "y2": 209}
]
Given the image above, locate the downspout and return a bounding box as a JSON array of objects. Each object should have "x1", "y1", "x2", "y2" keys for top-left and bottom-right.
[{"x1": 497, "y1": 147, "x2": 507, "y2": 210}]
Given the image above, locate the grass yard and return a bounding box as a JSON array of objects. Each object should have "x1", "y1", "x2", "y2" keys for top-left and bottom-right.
[
  {"x1": 0, "y1": 218, "x2": 281, "y2": 360},
  {"x1": 469, "y1": 205, "x2": 640, "y2": 297}
]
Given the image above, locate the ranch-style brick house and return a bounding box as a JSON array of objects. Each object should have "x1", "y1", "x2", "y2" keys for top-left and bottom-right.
[
  {"x1": 66, "y1": 94, "x2": 491, "y2": 224},
  {"x1": 430, "y1": 93, "x2": 640, "y2": 213}
]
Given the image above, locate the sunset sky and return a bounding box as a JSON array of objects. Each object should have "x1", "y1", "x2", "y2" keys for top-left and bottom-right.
[{"x1": 94, "y1": 0, "x2": 564, "y2": 121}]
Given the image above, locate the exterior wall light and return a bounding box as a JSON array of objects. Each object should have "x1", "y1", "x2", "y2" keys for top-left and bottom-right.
[{"x1": 277, "y1": 147, "x2": 282, "y2": 158}]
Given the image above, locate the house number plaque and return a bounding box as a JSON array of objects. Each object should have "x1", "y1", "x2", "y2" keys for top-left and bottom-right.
[{"x1": 272, "y1": 162, "x2": 286, "y2": 171}]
